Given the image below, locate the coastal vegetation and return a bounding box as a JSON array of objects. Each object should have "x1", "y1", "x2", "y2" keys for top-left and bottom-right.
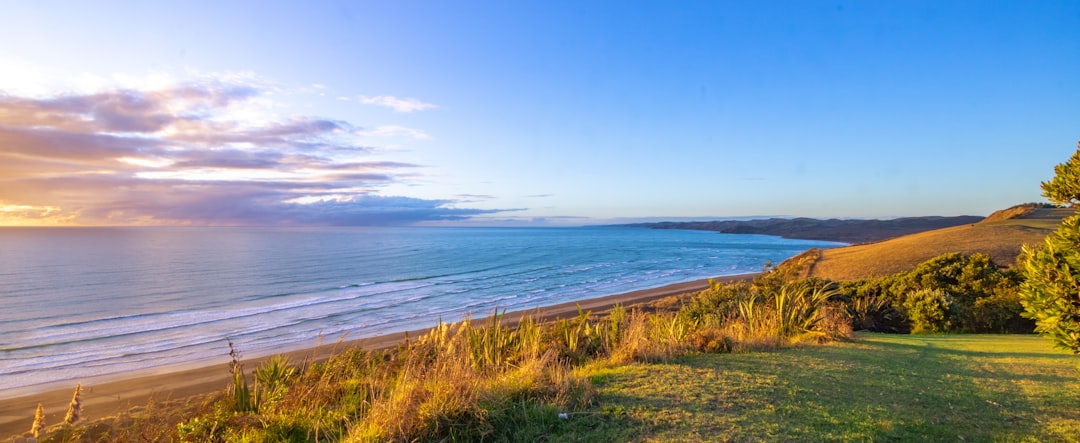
[
  {"x1": 159, "y1": 275, "x2": 857, "y2": 442},
  {"x1": 833, "y1": 252, "x2": 1032, "y2": 334},
  {"x1": 18, "y1": 272, "x2": 856, "y2": 442}
]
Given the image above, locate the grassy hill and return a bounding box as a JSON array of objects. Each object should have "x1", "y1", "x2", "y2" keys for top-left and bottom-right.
[{"x1": 792, "y1": 207, "x2": 1072, "y2": 281}]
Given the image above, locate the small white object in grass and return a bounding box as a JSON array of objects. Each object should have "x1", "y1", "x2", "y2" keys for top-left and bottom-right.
[{"x1": 558, "y1": 413, "x2": 569, "y2": 419}]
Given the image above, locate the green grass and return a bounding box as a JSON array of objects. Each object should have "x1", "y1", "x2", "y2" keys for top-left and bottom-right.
[{"x1": 557, "y1": 333, "x2": 1080, "y2": 442}]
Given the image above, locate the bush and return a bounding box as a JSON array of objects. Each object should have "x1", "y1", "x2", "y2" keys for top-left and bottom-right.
[
  {"x1": 971, "y1": 289, "x2": 1034, "y2": 334},
  {"x1": 687, "y1": 327, "x2": 733, "y2": 353},
  {"x1": 680, "y1": 280, "x2": 752, "y2": 327},
  {"x1": 837, "y1": 278, "x2": 911, "y2": 333},
  {"x1": 903, "y1": 289, "x2": 958, "y2": 334},
  {"x1": 834, "y1": 252, "x2": 1025, "y2": 333}
]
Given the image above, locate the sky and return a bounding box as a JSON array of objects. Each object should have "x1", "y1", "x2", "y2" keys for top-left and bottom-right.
[{"x1": 1, "y1": 1, "x2": 1078, "y2": 226}]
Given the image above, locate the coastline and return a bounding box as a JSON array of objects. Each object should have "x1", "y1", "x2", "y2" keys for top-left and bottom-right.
[{"x1": 0, "y1": 273, "x2": 754, "y2": 437}]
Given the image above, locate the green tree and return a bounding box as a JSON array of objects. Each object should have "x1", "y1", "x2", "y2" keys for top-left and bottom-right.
[
  {"x1": 1041, "y1": 141, "x2": 1080, "y2": 207},
  {"x1": 1021, "y1": 142, "x2": 1080, "y2": 352},
  {"x1": 1021, "y1": 216, "x2": 1080, "y2": 352}
]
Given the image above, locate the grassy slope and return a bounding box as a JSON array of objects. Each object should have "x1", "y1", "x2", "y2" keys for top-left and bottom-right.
[
  {"x1": 801, "y1": 208, "x2": 1071, "y2": 281},
  {"x1": 557, "y1": 334, "x2": 1080, "y2": 442}
]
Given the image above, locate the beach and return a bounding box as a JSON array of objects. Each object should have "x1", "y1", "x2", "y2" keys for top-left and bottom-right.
[{"x1": 0, "y1": 274, "x2": 753, "y2": 438}]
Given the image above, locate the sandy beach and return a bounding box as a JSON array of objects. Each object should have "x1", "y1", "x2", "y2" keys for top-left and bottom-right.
[{"x1": 0, "y1": 274, "x2": 753, "y2": 438}]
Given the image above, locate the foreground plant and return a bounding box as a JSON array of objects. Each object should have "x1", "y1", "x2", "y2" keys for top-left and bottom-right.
[
  {"x1": 1021, "y1": 141, "x2": 1080, "y2": 353},
  {"x1": 1021, "y1": 215, "x2": 1080, "y2": 352},
  {"x1": 64, "y1": 383, "x2": 82, "y2": 425},
  {"x1": 30, "y1": 403, "x2": 44, "y2": 438}
]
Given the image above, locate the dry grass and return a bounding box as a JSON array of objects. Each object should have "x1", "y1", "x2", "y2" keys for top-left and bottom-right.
[{"x1": 802, "y1": 208, "x2": 1069, "y2": 281}]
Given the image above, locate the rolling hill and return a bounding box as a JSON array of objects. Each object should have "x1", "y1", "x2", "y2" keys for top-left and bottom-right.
[{"x1": 787, "y1": 206, "x2": 1072, "y2": 281}]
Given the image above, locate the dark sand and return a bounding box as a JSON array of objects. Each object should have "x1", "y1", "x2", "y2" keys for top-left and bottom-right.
[{"x1": 0, "y1": 274, "x2": 753, "y2": 437}]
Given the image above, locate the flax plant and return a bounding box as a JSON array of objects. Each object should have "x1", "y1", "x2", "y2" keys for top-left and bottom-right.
[
  {"x1": 227, "y1": 340, "x2": 254, "y2": 413},
  {"x1": 774, "y1": 280, "x2": 838, "y2": 339}
]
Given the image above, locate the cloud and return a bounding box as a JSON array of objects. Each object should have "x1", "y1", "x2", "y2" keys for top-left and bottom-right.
[
  {"x1": 357, "y1": 125, "x2": 433, "y2": 140},
  {"x1": 0, "y1": 77, "x2": 507, "y2": 226},
  {"x1": 0, "y1": 82, "x2": 260, "y2": 133},
  {"x1": 358, "y1": 95, "x2": 437, "y2": 113},
  {"x1": 287, "y1": 195, "x2": 502, "y2": 225}
]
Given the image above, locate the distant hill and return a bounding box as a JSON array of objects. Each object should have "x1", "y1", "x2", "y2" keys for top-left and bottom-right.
[
  {"x1": 783, "y1": 206, "x2": 1072, "y2": 281},
  {"x1": 620, "y1": 216, "x2": 984, "y2": 244}
]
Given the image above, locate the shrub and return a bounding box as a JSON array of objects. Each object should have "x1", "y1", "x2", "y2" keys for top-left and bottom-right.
[
  {"x1": 687, "y1": 327, "x2": 734, "y2": 353},
  {"x1": 834, "y1": 252, "x2": 1024, "y2": 333},
  {"x1": 903, "y1": 289, "x2": 957, "y2": 334},
  {"x1": 680, "y1": 280, "x2": 751, "y2": 327},
  {"x1": 816, "y1": 302, "x2": 855, "y2": 342},
  {"x1": 971, "y1": 289, "x2": 1034, "y2": 333},
  {"x1": 844, "y1": 292, "x2": 908, "y2": 333}
]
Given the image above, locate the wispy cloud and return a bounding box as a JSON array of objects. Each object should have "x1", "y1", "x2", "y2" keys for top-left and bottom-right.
[
  {"x1": 0, "y1": 76, "x2": 503, "y2": 226},
  {"x1": 357, "y1": 125, "x2": 433, "y2": 140},
  {"x1": 358, "y1": 95, "x2": 437, "y2": 113}
]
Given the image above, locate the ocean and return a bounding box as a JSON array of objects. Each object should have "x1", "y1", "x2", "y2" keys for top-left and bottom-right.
[{"x1": 0, "y1": 226, "x2": 842, "y2": 397}]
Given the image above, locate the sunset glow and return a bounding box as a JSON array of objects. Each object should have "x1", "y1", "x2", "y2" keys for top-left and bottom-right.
[{"x1": 1, "y1": 2, "x2": 1077, "y2": 226}]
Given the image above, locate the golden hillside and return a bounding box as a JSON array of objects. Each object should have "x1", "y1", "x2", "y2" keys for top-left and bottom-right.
[{"x1": 790, "y1": 207, "x2": 1072, "y2": 281}]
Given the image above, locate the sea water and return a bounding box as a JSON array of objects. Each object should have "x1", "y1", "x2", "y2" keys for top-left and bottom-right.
[{"x1": 0, "y1": 226, "x2": 842, "y2": 396}]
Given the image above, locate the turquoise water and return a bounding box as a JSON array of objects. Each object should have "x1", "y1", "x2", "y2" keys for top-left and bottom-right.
[{"x1": 0, "y1": 226, "x2": 841, "y2": 396}]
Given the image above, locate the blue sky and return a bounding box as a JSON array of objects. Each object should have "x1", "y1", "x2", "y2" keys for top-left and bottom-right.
[{"x1": 1, "y1": 1, "x2": 1078, "y2": 226}]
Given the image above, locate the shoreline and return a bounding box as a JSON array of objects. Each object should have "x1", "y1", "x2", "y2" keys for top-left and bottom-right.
[{"x1": 0, "y1": 273, "x2": 754, "y2": 437}]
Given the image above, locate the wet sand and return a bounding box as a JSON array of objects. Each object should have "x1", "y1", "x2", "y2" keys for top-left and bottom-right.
[{"x1": 0, "y1": 273, "x2": 753, "y2": 437}]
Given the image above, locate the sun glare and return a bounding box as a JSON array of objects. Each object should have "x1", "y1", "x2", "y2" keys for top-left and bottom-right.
[
  {"x1": 0, "y1": 203, "x2": 77, "y2": 226},
  {"x1": 117, "y1": 157, "x2": 175, "y2": 168}
]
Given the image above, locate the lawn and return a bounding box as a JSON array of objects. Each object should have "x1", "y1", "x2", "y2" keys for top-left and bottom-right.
[{"x1": 555, "y1": 333, "x2": 1080, "y2": 442}]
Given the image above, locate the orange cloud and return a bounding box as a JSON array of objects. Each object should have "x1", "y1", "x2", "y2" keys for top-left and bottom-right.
[{"x1": 0, "y1": 80, "x2": 508, "y2": 226}]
